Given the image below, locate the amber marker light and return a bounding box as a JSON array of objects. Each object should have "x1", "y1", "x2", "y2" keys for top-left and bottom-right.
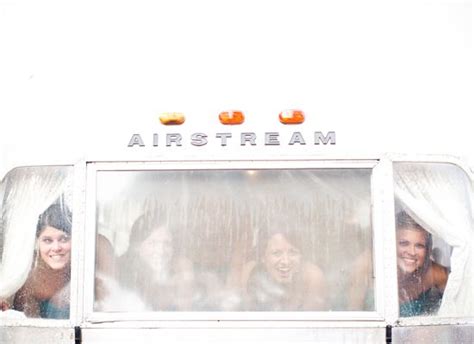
[
  {"x1": 159, "y1": 112, "x2": 185, "y2": 125},
  {"x1": 279, "y1": 110, "x2": 305, "y2": 124},
  {"x1": 219, "y1": 110, "x2": 245, "y2": 125}
]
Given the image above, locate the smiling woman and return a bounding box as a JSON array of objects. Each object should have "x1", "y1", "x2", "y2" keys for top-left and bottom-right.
[
  {"x1": 0, "y1": 166, "x2": 73, "y2": 320},
  {"x1": 11, "y1": 203, "x2": 73, "y2": 319},
  {"x1": 396, "y1": 211, "x2": 449, "y2": 317},
  {"x1": 37, "y1": 226, "x2": 71, "y2": 271},
  {"x1": 242, "y1": 227, "x2": 327, "y2": 311}
]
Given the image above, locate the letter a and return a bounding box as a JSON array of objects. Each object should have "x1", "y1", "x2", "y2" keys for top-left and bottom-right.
[{"x1": 128, "y1": 134, "x2": 145, "y2": 147}]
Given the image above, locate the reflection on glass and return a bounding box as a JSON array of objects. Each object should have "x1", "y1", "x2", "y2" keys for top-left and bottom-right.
[{"x1": 94, "y1": 169, "x2": 374, "y2": 312}]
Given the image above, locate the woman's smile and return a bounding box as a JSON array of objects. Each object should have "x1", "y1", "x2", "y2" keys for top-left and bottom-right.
[
  {"x1": 397, "y1": 228, "x2": 427, "y2": 275},
  {"x1": 38, "y1": 226, "x2": 71, "y2": 270}
]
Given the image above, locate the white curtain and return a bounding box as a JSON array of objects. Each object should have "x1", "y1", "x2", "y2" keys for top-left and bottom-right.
[
  {"x1": 0, "y1": 166, "x2": 72, "y2": 298},
  {"x1": 394, "y1": 162, "x2": 474, "y2": 317}
]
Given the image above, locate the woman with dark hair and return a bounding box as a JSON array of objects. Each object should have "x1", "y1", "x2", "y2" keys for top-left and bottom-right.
[
  {"x1": 241, "y1": 226, "x2": 327, "y2": 311},
  {"x1": 12, "y1": 203, "x2": 72, "y2": 318},
  {"x1": 396, "y1": 211, "x2": 449, "y2": 316},
  {"x1": 116, "y1": 212, "x2": 175, "y2": 310},
  {"x1": 116, "y1": 212, "x2": 212, "y2": 311},
  {"x1": 109, "y1": 212, "x2": 226, "y2": 312}
]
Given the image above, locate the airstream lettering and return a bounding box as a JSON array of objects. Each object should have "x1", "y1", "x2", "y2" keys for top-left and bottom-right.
[{"x1": 128, "y1": 131, "x2": 336, "y2": 148}]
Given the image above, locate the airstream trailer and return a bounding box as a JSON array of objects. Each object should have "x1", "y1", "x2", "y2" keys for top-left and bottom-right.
[
  {"x1": 1, "y1": 124, "x2": 473, "y2": 343},
  {"x1": 0, "y1": 1, "x2": 473, "y2": 343}
]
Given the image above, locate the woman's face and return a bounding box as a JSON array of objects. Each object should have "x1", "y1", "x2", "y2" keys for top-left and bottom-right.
[
  {"x1": 262, "y1": 233, "x2": 302, "y2": 285},
  {"x1": 396, "y1": 227, "x2": 428, "y2": 275},
  {"x1": 38, "y1": 226, "x2": 71, "y2": 270},
  {"x1": 139, "y1": 227, "x2": 173, "y2": 271}
]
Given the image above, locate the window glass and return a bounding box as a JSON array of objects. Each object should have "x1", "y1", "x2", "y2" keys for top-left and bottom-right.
[
  {"x1": 393, "y1": 162, "x2": 473, "y2": 317},
  {"x1": 0, "y1": 166, "x2": 73, "y2": 319},
  {"x1": 94, "y1": 169, "x2": 374, "y2": 312}
]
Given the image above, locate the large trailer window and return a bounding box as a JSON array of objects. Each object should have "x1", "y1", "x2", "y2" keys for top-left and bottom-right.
[
  {"x1": 93, "y1": 168, "x2": 374, "y2": 312},
  {"x1": 0, "y1": 166, "x2": 73, "y2": 319}
]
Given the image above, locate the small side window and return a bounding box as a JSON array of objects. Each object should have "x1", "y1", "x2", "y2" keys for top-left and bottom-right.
[
  {"x1": 393, "y1": 162, "x2": 473, "y2": 318},
  {"x1": 0, "y1": 166, "x2": 73, "y2": 319}
]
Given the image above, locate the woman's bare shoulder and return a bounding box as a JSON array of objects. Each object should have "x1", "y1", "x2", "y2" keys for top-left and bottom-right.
[
  {"x1": 430, "y1": 261, "x2": 449, "y2": 289},
  {"x1": 302, "y1": 261, "x2": 326, "y2": 286},
  {"x1": 301, "y1": 262, "x2": 327, "y2": 310}
]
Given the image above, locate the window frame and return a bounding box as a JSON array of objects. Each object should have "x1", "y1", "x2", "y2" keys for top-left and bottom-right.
[
  {"x1": 2, "y1": 156, "x2": 470, "y2": 328},
  {"x1": 0, "y1": 175, "x2": 6, "y2": 264},
  {"x1": 0, "y1": 164, "x2": 79, "y2": 329},
  {"x1": 83, "y1": 159, "x2": 387, "y2": 324},
  {"x1": 389, "y1": 155, "x2": 474, "y2": 326}
]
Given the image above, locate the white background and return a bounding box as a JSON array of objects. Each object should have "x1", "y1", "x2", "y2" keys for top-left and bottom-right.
[{"x1": 0, "y1": 0, "x2": 472, "y2": 175}]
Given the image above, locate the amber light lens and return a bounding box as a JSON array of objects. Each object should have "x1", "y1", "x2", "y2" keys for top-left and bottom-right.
[
  {"x1": 279, "y1": 110, "x2": 305, "y2": 124},
  {"x1": 159, "y1": 113, "x2": 186, "y2": 125},
  {"x1": 219, "y1": 111, "x2": 245, "y2": 125}
]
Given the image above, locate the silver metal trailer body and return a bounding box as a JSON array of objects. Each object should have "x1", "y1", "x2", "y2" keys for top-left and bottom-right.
[
  {"x1": 1, "y1": 0, "x2": 473, "y2": 343},
  {"x1": 1, "y1": 155, "x2": 473, "y2": 343}
]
